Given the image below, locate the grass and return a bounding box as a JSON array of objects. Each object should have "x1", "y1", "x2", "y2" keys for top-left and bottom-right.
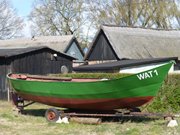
[
  {"x1": 52, "y1": 73, "x2": 130, "y2": 79},
  {"x1": 0, "y1": 101, "x2": 180, "y2": 135}
]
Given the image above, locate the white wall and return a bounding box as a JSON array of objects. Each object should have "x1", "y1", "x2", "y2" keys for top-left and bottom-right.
[{"x1": 119, "y1": 62, "x2": 174, "y2": 74}]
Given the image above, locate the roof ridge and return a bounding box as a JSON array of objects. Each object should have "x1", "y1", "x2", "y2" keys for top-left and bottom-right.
[{"x1": 102, "y1": 24, "x2": 180, "y2": 31}]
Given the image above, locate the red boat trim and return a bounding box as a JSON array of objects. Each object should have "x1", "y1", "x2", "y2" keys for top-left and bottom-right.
[{"x1": 18, "y1": 93, "x2": 154, "y2": 110}]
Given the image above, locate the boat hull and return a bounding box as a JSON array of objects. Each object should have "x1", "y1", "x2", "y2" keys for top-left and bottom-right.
[
  {"x1": 7, "y1": 61, "x2": 173, "y2": 110},
  {"x1": 17, "y1": 92, "x2": 154, "y2": 110}
]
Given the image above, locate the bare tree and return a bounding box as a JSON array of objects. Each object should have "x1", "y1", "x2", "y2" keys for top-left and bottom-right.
[
  {"x1": 29, "y1": 0, "x2": 87, "y2": 38},
  {"x1": 88, "y1": 0, "x2": 180, "y2": 29},
  {"x1": 0, "y1": 0, "x2": 24, "y2": 39},
  {"x1": 29, "y1": 0, "x2": 179, "y2": 45}
]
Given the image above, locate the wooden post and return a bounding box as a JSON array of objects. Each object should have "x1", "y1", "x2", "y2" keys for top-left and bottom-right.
[
  {"x1": 7, "y1": 87, "x2": 10, "y2": 102},
  {"x1": 70, "y1": 117, "x2": 102, "y2": 124}
]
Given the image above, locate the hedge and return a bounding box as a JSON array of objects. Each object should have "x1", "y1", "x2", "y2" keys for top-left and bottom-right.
[{"x1": 144, "y1": 74, "x2": 180, "y2": 113}]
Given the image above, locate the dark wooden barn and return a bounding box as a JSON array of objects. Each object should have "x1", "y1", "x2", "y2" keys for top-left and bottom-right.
[
  {"x1": 0, "y1": 35, "x2": 84, "y2": 61},
  {"x1": 84, "y1": 25, "x2": 180, "y2": 70},
  {"x1": 0, "y1": 46, "x2": 75, "y2": 100},
  {"x1": 85, "y1": 25, "x2": 180, "y2": 62}
]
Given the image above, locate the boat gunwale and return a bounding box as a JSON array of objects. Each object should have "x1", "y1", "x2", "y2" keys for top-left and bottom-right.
[{"x1": 7, "y1": 73, "x2": 113, "y2": 84}]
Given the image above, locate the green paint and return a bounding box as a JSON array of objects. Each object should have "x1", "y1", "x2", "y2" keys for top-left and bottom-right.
[{"x1": 8, "y1": 61, "x2": 173, "y2": 99}]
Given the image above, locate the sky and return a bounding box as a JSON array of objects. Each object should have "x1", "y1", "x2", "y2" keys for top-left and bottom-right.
[
  {"x1": 11, "y1": 0, "x2": 33, "y2": 17},
  {"x1": 11, "y1": 0, "x2": 34, "y2": 37}
]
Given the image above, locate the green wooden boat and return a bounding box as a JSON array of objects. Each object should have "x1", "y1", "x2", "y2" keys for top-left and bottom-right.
[{"x1": 7, "y1": 61, "x2": 174, "y2": 111}]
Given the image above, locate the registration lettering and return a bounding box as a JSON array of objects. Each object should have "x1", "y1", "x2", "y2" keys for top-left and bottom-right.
[{"x1": 137, "y1": 70, "x2": 158, "y2": 80}]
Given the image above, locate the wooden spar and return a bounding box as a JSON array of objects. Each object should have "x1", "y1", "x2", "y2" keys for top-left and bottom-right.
[
  {"x1": 70, "y1": 117, "x2": 102, "y2": 124},
  {"x1": 26, "y1": 74, "x2": 72, "y2": 81}
]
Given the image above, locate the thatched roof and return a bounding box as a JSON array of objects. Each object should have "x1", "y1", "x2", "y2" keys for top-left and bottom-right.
[
  {"x1": 0, "y1": 35, "x2": 76, "y2": 53},
  {"x1": 0, "y1": 46, "x2": 76, "y2": 60},
  {"x1": 86, "y1": 25, "x2": 180, "y2": 60}
]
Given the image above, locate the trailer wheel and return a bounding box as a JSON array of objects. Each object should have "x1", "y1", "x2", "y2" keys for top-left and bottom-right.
[
  {"x1": 45, "y1": 108, "x2": 60, "y2": 122},
  {"x1": 129, "y1": 107, "x2": 141, "y2": 112}
]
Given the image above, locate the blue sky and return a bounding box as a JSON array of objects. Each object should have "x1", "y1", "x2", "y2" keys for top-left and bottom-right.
[
  {"x1": 11, "y1": 0, "x2": 34, "y2": 17},
  {"x1": 11, "y1": 0, "x2": 34, "y2": 37}
]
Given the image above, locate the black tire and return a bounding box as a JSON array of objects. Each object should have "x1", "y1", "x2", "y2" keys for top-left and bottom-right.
[
  {"x1": 130, "y1": 107, "x2": 141, "y2": 112},
  {"x1": 45, "y1": 108, "x2": 60, "y2": 122}
]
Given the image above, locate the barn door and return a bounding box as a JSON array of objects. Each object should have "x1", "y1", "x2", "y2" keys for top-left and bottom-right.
[{"x1": 0, "y1": 64, "x2": 7, "y2": 100}]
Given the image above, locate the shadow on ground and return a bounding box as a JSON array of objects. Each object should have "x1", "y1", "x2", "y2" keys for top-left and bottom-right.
[
  {"x1": 22, "y1": 109, "x2": 46, "y2": 117},
  {"x1": 22, "y1": 109, "x2": 160, "y2": 123},
  {"x1": 101, "y1": 116, "x2": 159, "y2": 123}
]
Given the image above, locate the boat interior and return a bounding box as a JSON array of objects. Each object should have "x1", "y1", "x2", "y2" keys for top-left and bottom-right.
[{"x1": 9, "y1": 74, "x2": 101, "y2": 82}]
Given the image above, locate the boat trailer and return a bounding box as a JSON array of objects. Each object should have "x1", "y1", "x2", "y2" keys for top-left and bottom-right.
[
  {"x1": 11, "y1": 93, "x2": 175, "y2": 124},
  {"x1": 44, "y1": 108, "x2": 176, "y2": 124}
]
